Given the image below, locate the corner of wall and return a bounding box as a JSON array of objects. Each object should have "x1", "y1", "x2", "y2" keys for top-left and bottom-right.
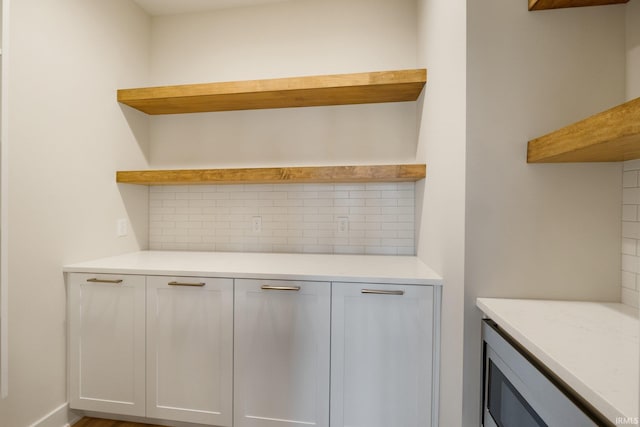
[
  {"x1": 27, "y1": 403, "x2": 81, "y2": 427},
  {"x1": 416, "y1": 1, "x2": 467, "y2": 427},
  {"x1": 626, "y1": 0, "x2": 640, "y2": 101}
]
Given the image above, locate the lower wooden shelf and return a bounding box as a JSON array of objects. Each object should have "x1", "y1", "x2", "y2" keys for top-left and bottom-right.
[
  {"x1": 527, "y1": 96, "x2": 640, "y2": 163},
  {"x1": 116, "y1": 164, "x2": 426, "y2": 185}
]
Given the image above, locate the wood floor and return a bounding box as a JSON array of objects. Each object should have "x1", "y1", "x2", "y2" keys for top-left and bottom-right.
[{"x1": 72, "y1": 417, "x2": 168, "y2": 427}]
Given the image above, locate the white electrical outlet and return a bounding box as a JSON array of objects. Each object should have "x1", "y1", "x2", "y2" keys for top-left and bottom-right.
[
  {"x1": 337, "y1": 216, "x2": 349, "y2": 234},
  {"x1": 117, "y1": 218, "x2": 128, "y2": 237},
  {"x1": 252, "y1": 216, "x2": 262, "y2": 233}
]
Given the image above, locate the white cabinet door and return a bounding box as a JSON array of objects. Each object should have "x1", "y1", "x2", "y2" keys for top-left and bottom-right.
[
  {"x1": 234, "y1": 279, "x2": 330, "y2": 427},
  {"x1": 68, "y1": 273, "x2": 146, "y2": 416},
  {"x1": 331, "y1": 282, "x2": 435, "y2": 427},
  {"x1": 146, "y1": 276, "x2": 233, "y2": 426}
]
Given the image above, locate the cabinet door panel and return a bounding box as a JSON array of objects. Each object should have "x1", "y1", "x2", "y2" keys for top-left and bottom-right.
[
  {"x1": 331, "y1": 282, "x2": 435, "y2": 427},
  {"x1": 234, "y1": 279, "x2": 330, "y2": 427},
  {"x1": 146, "y1": 276, "x2": 233, "y2": 426},
  {"x1": 68, "y1": 273, "x2": 145, "y2": 416}
]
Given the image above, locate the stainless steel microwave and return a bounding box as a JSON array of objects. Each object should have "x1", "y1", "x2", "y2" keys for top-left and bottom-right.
[{"x1": 481, "y1": 319, "x2": 612, "y2": 427}]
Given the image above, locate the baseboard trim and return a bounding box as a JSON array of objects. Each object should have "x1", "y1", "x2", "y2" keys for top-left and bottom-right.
[{"x1": 29, "y1": 402, "x2": 82, "y2": 427}]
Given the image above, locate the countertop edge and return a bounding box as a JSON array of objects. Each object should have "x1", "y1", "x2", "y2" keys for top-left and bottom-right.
[
  {"x1": 63, "y1": 267, "x2": 441, "y2": 286},
  {"x1": 63, "y1": 250, "x2": 444, "y2": 286}
]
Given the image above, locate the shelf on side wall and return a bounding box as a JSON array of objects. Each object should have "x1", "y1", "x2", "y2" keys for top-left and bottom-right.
[
  {"x1": 528, "y1": 0, "x2": 628, "y2": 10},
  {"x1": 527, "y1": 96, "x2": 640, "y2": 162},
  {"x1": 116, "y1": 164, "x2": 427, "y2": 185},
  {"x1": 117, "y1": 69, "x2": 427, "y2": 115}
]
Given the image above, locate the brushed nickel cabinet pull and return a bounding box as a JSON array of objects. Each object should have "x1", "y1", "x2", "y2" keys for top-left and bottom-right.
[
  {"x1": 168, "y1": 281, "x2": 206, "y2": 287},
  {"x1": 361, "y1": 289, "x2": 405, "y2": 296},
  {"x1": 261, "y1": 285, "x2": 301, "y2": 291},
  {"x1": 87, "y1": 278, "x2": 123, "y2": 284}
]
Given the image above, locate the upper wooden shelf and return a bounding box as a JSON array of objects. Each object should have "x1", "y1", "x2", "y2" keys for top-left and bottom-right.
[
  {"x1": 527, "y1": 97, "x2": 640, "y2": 163},
  {"x1": 528, "y1": 0, "x2": 628, "y2": 10},
  {"x1": 116, "y1": 164, "x2": 426, "y2": 185},
  {"x1": 117, "y1": 69, "x2": 427, "y2": 115}
]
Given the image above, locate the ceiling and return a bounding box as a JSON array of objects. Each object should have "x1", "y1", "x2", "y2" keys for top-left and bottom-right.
[{"x1": 133, "y1": 0, "x2": 303, "y2": 15}]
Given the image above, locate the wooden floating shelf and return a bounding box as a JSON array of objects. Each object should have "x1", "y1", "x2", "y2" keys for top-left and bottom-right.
[
  {"x1": 527, "y1": 96, "x2": 640, "y2": 163},
  {"x1": 116, "y1": 164, "x2": 427, "y2": 185},
  {"x1": 117, "y1": 69, "x2": 427, "y2": 115},
  {"x1": 528, "y1": 0, "x2": 628, "y2": 10}
]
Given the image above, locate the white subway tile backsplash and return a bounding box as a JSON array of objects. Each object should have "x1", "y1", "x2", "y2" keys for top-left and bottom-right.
[
  {"x1": 176, "y1": 192, "x2": 203, "y2": 200},
  {"x1": 623, "y1": 159, "x2": 640, "y2": 171},
  {"x1": 149, "y1": 182, "x2": 415, "y2": 255},
  {"x1": 623, "y1": 171, "x2": 639, "y2": 188},
  {"x1": 622, "y1": 271, "x2": 637, "y2": 290},
  {"x1": 622, "y1": 254, "x2": 639, "y2": 273},
  {"x1": 622, "y1": 287, "x2": 639, "y2": 308},
  {"x1": 150, "y1": 192, "x2": 175, "y2": 200},
  {"x1": 365, "y1": 246, "x2": 398, "y2": 255},
  {"x1": 622, "y1": 205, "x2": 638, "y2": 221},
  {"x1": 622, "y1": 221, "x2": 640, "y2": 239},
  {"x1": 335, "y1": 184, "x2": 366, "y2": 191},
  {"x1": 382, "y1": 222, "x2": 414, "y2": 230},
  {"x1": 303, "y1": 199, "x2": 334, "y2": 207},
  {"x1": 622, "y1": 238, "x2": 637, "y2": 255},
  {"x1": 163, "y1": 200, "x2": 189, "y2": 208},
  {"x1": 623, "y1": 187, "x2": 640, "y2": 204},
  {"x1": 620, "y1": 160, "x2": 640, "y2": 308}
]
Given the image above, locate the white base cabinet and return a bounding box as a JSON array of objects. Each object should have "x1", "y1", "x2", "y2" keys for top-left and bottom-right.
[
  {"x1": 68, "y1": 273, "x2": 146, "y2": 417},
  {"x1": 146, "y1": 276, "x2": 233, "y2": 426},
  {"x1": 330, "y1": 282, "x2": 436, "y2": 427},
  {"x1": 68, "y1": 273, "x2": 439, "y2": 427},
  {"x1": 234, "y1": 279, "x2": 330, "y2": 427}
]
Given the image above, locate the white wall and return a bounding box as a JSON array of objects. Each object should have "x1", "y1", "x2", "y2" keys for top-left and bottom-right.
[
  {"x1": 146, "y1": 0, "x2": 419, "y2": 170},
  {"x1": 416, "y1": 0, "x2": 466, "y2": 426},
  {"x1": 627, "y1": 1, "x2": 640, "y2": 101},
  {"x1": 0, "y1": 1, "x2": 150, "y2": 426},
  {"x1": 465, "y1": 1, "x2": 626, "y2": 426}
]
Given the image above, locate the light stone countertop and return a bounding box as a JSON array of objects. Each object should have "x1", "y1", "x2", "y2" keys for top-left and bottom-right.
[
  {"x1": 63, "y1": 250, "x2": 443, "y2": 286},
  {"x1": 477, "y1": 297, "x2": 639, "y2": 424}
]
